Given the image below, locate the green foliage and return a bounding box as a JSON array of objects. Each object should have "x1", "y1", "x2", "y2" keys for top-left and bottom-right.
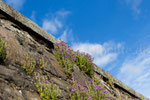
[
  {"x1": 107, "y1": 76, "x2": 113, "y2": 87},
  {"x1": 93, "y1": 73, "x2": 103, "y2": 85},
  {"x1": 22, "y1": 54, "x2": 36, "y2": 75},
  {"x1": 75, "y1": 51, "x2": 94, "y2": 77},
  {"x1": 53, "y1": 41, "x2": 76, "y2": 76},
  {"x1": 34, "y1": 72, "x2": 61, "y2": 100},
  {"x1": 69, "y1": 77, "x2": 111, "y2": 100},
  {"x1": 106, "y1": 72, "x2": 114, "y2": 87},
  {"x1": 0, "y1": 36, "x2": 7, "y2": 64},
  {"x1": 139, "y1": 96, "x2": 144, "y2": 100},
  {"x1": 22, "y1": 54, "x2": 48, "y2": 75},
  {"x1": 37, "y1": 55, "x2": 48, "y2": 69},
  {"x1": 53, "y1": 40, "x2": 94, "y2": 77}
]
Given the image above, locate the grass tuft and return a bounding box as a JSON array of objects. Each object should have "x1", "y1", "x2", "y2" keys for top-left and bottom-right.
[{"x1": 0, "y1": 36, "x2": 7, "y2": 64}]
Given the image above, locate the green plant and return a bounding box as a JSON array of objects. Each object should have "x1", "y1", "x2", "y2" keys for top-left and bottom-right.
[
  {"x1": 93, "y1": 73, "x2": 103, "y2": 85},
  {"x1": 107, "y1": 76, "x2": 113, "y2": 87},
  {"x1": 34, "y1": 72, "x2": 61, "y2": 100},
  {"x1": 53, "y1": 40, "x2": 94, "y2": 77},
  {"x1": 53, "y1": 41, "x2": 75, "y2": 76},
  {"x1": 0, "y1": 36, "x2": 7, "y2": 63},
  {"x1": 106, "y1": 72, "x2": 114, "y2": 87},
  {"x1": 75, "y1": 51, "x2": 94, "y2": 77},
  {"x1": 139, "y1": 95, "x2": 144, "y2": 100},
  {"x1": 37, "y1": 55, "x2": 48, "y2": 69},
  {"x1": 69, "y1": 77, "x2": 111, "y2": 100},
  {"x1": 22, "y1": 54, "x2": 36, "y2": 75}
]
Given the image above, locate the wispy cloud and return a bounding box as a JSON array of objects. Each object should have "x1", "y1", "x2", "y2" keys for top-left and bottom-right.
[
  {"x1": 42, "y1": 19, "x2": 60, "y2": 34},
  {"x1": 59, "y1": 29, "x2": 74, "y2": 43},
  {"x1": 56, "y1": 10, "x2": 70, "y2": 18},
  {"x1": 42, "y1": 10, "x2": 70, "y2": 34},
  {"x1": 4, "y1": 0, "x2": 25, "y2": 11},
  {"x1": 72, "y1": 42, "x2": 122, "y2": 68},
  {"x1": 30, "y1": 11, "x2": 36, "y2": 22},
  {"x1": 118, "y1": 48, "x2": 150, "y2": 98},
  {"x1": 125, "y1": 0, "x2": 142, "y2": 14}
]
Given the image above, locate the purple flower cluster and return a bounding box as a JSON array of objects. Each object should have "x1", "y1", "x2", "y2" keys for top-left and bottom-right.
[
  {"x1": 53, "y1": 40, "x2": 95, "y2": 76},
  {"x1": 53, "y1": 40, "x2": 76, "y2": 75},
  {"x1": 34, "y1": 72, "x2": 61, "y2": 100},
  {"x1": 22, "y1": 54, "x2": 36, "y2": 75},
  {"x1": 69, "y1": 77, "x2": 111, "y2": 100},
  {"x1": 34, "y1": 72, "x2": 49, "y2": 85},
  {"x1": 54, "y1": 41, "x2": 76, "y2": 62}
]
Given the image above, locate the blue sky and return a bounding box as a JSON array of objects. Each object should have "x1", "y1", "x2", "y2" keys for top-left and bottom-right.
[{"x1": 3, "y1": 0, "x2": 150, "y2": 98}]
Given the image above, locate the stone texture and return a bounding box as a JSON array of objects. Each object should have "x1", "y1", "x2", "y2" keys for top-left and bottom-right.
[
  {"x1": 94, "y1": 64, "x2": 145, "y2": 99},
  {"x1": 0, "y1": 1, "x2": 149, "y2": 100},
  {"x1": 0, "y1": 0, "x2": 58, "y2": 44}
]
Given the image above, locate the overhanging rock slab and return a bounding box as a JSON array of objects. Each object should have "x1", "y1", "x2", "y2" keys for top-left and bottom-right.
[
  {"x1": 0, "y1": 0, "x2": 149, "y2": 99},
  {"x1": 0, "y1": 0, "x2": 58, "y2": 44}
]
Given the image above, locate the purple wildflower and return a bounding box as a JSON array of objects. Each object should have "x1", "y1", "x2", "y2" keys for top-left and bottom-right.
[
  {"x1": 87, "y1": 89, "x2": 89, "y2": 92},
  {"x1": 77, "y1": 82, "x2": 81, "y2": 86},
  {"x1": 87, "y1": 94, "x2": 92, "y2": 100},
  {"x1": 105, "y1": 96, "x2": 111, "y2": 99},
  {"x1": 96, "y1": 85, "x2": 101, "y2": 90},
  {"x1": 100, "y1": 87, "x2": 104, "y2": 90},
  {"x1": 72, "y1": 89, "x2": 77, "y2": 92},
  {"x1": 40, "y1": 81, "x2": 44, "y2": 84},
  {"x1": 80, "y1": 87, "x2": 87, "y2": 90},
  {"x1": 69, "y1": 85, "x2": 74, "y2": 88},
  {"x1": 102, "y1": 90, "x2": 108, "y2": 93}
]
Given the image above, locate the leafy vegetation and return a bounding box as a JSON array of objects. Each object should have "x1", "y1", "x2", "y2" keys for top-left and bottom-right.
[
  {"x1": 53, "y1": 40, "x2": 94, "y2": 77},
  {"x1": 22, "y1": 54, "x2": 36, "y2": 75},
  {"x1": 75, "y1": 51, "x2": 94, "y2": 77},
  {"x1": 107, "y1": 76, "x2": 113, "y2": 87},
  {"x1": 22, "y1": 54, "x2": 48, "y2": 75},
  {"x1": 68, "y1": 77, "x2": 111, "y2": 100},
  {"x1": 22, "y1": 53, "x2": 61, "y2": 100},
  {"x1": 37, "y1": 55, "x2": 48, "y2": 69},
  {"x1": 0, "y1": 36, "x2": 7, "y2": 64},
  {"x1": 34, "y1": 72, "x2": 61, "y2": 100},
  {"x1": 53, "y1": 41, "x2": 76, "y2": 76},
  {"x1": 139, "y1": 95, "x2": 144, "y2": 100},
  {"x1": 93, "y1": 73, "x2": 103, "y2": 85}
]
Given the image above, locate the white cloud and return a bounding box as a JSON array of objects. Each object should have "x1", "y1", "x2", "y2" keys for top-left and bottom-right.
[
  {"x1": 125, "y1": 0, "x2": 142, "y2": 14},
  {"x1": 60, "y1": 30, "x2": 67, "y2": 42},
  {"x1": 42, "y1": 19, "x2": 58, "y2": 34},
  {"x1": 118, "y1": 48, "x2": 150, "y2": 98},
  {"x1": 5, "y1": 0, "x2": 25, "y2": 11},
  {"x1": 94, "y1": 53, "x2": 117, "y2": 67},
  {"x1": 59, "y1": 29, "x2": 73, "y2": 42},
  {"x1": 42, "y1": 10, "x2": 70, "y2": 34},
  {"x1": 72, "y1": 42, "x2": 121, "y2": 68}
]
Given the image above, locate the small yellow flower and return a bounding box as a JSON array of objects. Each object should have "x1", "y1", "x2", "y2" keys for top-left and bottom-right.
[{"x1": 40, "y1": 93, "x2": 45, "y2": 97}]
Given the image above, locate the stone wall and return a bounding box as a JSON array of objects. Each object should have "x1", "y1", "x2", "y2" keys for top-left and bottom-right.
[{"x1": 0, "y1": 0, "x2": 149, "y2": 100}]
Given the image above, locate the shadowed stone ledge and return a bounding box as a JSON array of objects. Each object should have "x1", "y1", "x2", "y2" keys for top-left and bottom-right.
[{"x1": 0, "y1": 0, "x2": 58, "y2": 44}]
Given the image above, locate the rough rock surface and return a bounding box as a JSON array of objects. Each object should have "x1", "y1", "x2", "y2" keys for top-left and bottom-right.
[{"x1": 0, "y1": 1, "x2": 149, "y2": 100}]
